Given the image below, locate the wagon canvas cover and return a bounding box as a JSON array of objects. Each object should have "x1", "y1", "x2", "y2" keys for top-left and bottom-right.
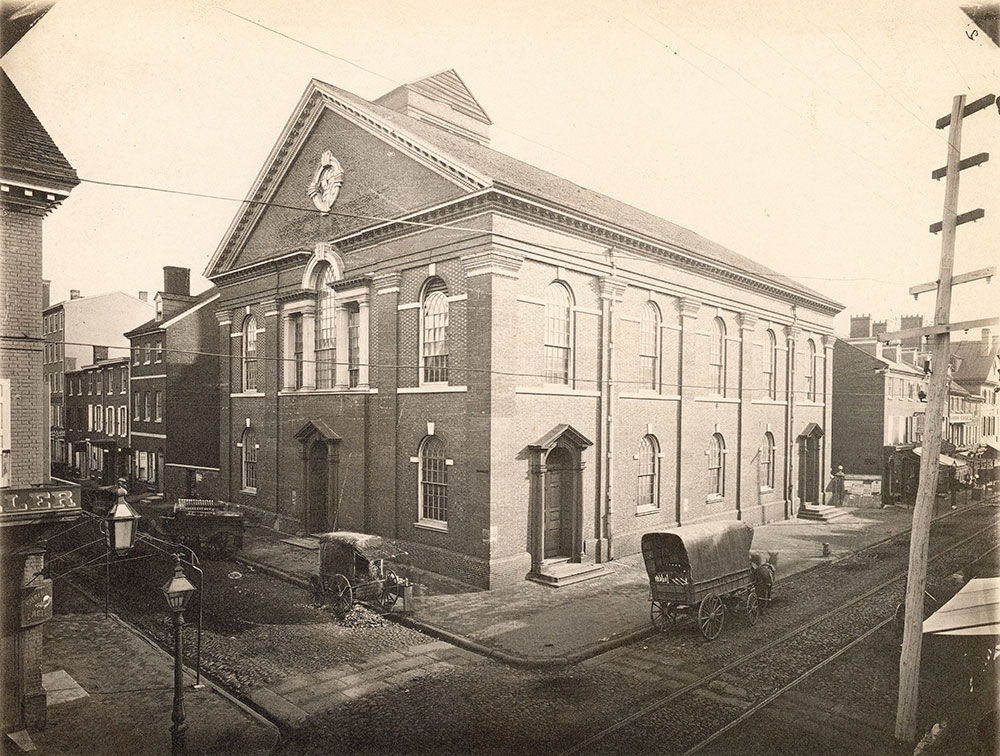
[
  {"x1": 641, "y1": 521, "x2": 754, "y2": 584},
  {"x1": 318, "y1": 531, "x2": 396, "y2": 562}
]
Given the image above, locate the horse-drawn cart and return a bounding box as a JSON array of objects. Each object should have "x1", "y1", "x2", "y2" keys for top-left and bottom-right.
[
  {"x1": 310, "y1": 532, "x2": 403, "y2": 614},
  {"x1": 642, "y1": 521, "x2": 760, "y2": 640},
  {"x1": 157, "y1": 499, "x2": 245, "y2": 560}
]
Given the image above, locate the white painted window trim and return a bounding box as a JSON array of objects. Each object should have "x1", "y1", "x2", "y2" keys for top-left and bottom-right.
[
  {"x1": 414, "y1": 520, "x2": 449, "y2": 533},
  {"x1": 131, "y1": 431, "x2": 167, "y2": 439},
  {"x1": 230, "y1": 391, "x2": 265, "y2": 398},
  {"x1": 694, "y1": 396, "x2": 741, "y2": 404},
  {"x1": 515, "y1": 386, "x2": 600, "y2": 398},
  {"x1": 751, "y1": 399, "x2": 788, "y2": 406},
  {"x1": 131, "y1": 374, "x2": 167, "y2": 381},
  {"x1": 165, "y1": 463, "x2": 222, "y2": 471},
  {"x1": 398, "y1": 385, "x2": 468, "y2": 394},
  {"x1": 619, "y1": 392, "x2": 681, "y2": 401}
]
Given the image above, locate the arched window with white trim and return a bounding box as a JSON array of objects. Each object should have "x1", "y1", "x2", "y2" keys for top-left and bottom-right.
[
  {"x1": 241, "y1": 315, "x2": 259, "y2": 392},
  {"x1": 419, "y1": 435, "x2": 448, "y2": 524},
  {"x1": 637, "y1": 434, "x2": 660, "y2": 510},
  {"x1": 421, "y1": 278, "x2": 449, "y2": 384},
  {"x1": 710, "y1": 318, "x2": 727, "y2": 395},
  {"x1": 639, "y1": 302, "x2": 661, "y2": 391},
  {"x1": 544, "y1": 282, "x2": 573, "y2": 385},
  {"x1": 241, "y1": 427, "x2": 257, "y2": 493},
  {"x1": 709, "y1": 433, "x2": 726, "y2": 497},
  {"x1": 315, "y1": 264, "x2": 337, "y2": 389},
  {"x1": 764, "y1": 329, "x2": 777, "y2": 399}
]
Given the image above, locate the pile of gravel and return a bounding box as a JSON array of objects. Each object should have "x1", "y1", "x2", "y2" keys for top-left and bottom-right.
[{"x1": 337, "y1": 604, "x2": 389, "y2": 629}]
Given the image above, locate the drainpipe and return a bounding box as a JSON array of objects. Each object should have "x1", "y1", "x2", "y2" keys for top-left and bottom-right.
[
  {"x1": 785, "y1": 321, "x2": 799, "y2": 518},
  {"x1": 600, "y1": 252, "x2": 623, "y2": 561}
]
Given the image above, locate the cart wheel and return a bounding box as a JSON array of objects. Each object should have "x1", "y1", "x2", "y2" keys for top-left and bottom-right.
[
  {"x1": 697, "y1": 594, "x2": 725, "y2": 640},
  {"x1": 379, "y1": 570, "x2": 401, "y2": 609},
  {"x1": 744, "y1": 590, "x2": 760, "y2": 626},
  {"x1": 650, "y1": 601, "x2": 676, "y2": 631},
  {"x1": 330, "y1": 574, "x2": 353, "y2": 615}
]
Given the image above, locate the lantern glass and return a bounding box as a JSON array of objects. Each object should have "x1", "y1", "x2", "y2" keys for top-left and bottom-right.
[
  {"x1": 162, "y1": 564, "x2": 196, "y2": 611},
  {"x1": 107, "y1": 494, "x2": 140, "y2": 556}
]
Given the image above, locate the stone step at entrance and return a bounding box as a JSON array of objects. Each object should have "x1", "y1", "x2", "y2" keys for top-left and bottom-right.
[
  {"x1": 529, "y1": 559, "x2": 608, "y2": 587},
  {"x1": 797, "y1": 504, "x2": 851, "y2": 522}
]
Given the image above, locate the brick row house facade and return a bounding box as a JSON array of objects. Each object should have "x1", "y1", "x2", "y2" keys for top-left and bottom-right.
[
  {"x1": 64, "y1": 355, "x2": 130, "y2": 485},
  {"x1": 125, "y1": 268, "x2": 220, "y2": 497},
  {"x1": 205, "y1": 71, "x2": 842, "y2": 588},
  {"x1": 43, "y1": 289, "x2": 153, "y2": 475},
  {"x1": 0, "y1": 69, "x2": 82, "y2": 735}
]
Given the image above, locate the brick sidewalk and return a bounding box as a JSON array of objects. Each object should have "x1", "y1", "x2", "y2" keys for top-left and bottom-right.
[{"x1": 24, "y1": 613, "x2": 278, "y2": 756}]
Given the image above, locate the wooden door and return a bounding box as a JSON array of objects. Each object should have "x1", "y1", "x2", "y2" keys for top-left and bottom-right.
[
  {"x1": 308, "y1": 441, "x2": 329, "y2": 533},
  {"x1": 544, "y1": 446, "x2": 573, "y2": 559}
]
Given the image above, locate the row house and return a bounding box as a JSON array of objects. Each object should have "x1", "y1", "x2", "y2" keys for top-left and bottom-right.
[
  {"x1": 0, "y1": 68, "x2": 81, "y2": 735},
  {"x1": 204, "y1": 71, "x2": 842, "y2": 589},
  {"x1": 43, "y1": 288, "x2": 153, "y2": 473},
  {"x1": 124, "y1": 268, "x2": 220, "y2": 497},
  {"x1": 63, "y1": 354, "x2": 130, "y2": 486}
]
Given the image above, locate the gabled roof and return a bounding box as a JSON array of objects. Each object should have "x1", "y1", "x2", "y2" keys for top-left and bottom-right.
[
  {"x1": 952, "y1": 339, "x2": 1000, "y2": 384},
  {"x1": 401, "y1": 69, "x2": 492, "y2": 125},
  {"x1": 125, "y1": 287, "x2": 218, "y2": 338},
  {"x1": 207, "y1": 76, "x2": 842, "y2": 313},
  {"x1": 0, "y1": 69, "x2": 78, "y2": 191}
]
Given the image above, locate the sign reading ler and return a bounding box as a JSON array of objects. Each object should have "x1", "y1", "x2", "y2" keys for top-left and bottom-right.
[{"x1": 1, "y1": 487, "x2": 80, "y2": 517}]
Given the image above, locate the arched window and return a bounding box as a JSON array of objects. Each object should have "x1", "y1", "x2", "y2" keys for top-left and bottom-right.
[
  {"x1": 639, "y1": 302, "x2": 661, "y2": 391},
  {"x1": 805, "y1": 339, "x2": 817, "y2": 401},
  {"x1": 637, "y1": 434, "x2": 660, "y2": 510},
  {"x1": 421, "y1": 278, "x2": 450, "y2": 384},
  {"x1": 710, "y1": 318, "x2": 727, "y2": 395},
  {"x1": 419, "y1": 435, "x2": 448, "y2": 523},
  {"x1": 241, "y1": 427, "x2": 257, "y2": 493},
  {"x1": 241, "y1": 314, "x2": 259, "y2": 392},
  {"x1": 761, "y1": 432, "x2": 775, "y2": 489},
  {"x1": 315, "y1": 264, "x2": 337, "y2": 389},
  {"x1": 544, "y1": 282, "x2": 573, "y2": 384},
  {"x1": 709, "y1": 433, "x2": 726, "y2": 497},
  {"x1": 764, "y1": 329, "x2": 777, "y2": 399}
]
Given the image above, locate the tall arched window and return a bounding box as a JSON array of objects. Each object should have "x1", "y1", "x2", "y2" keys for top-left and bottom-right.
[
  {"x1": 544, "y1": 282, "x2": 573, "y2": 384},
  {"x1": 421, "y1": 278, "x2": 449, "y2": 384},
  {"x1": 764, "y1": 329, "x2": 777, "y2": 399},
  {"x1": 709, "y1": 433, "x2": 725, "y2": 497},
  {"x1": 241, "y1": 314, "x2": 259, "y2": 392},
  {"x1": 241, "y1": 427, "x2": 257, "y2": 493},
  {"x1": 710, "y1": 318, "x2": 727, "y2": 395},
  {"x1": 805, "y1": 339, "x2": 817, "y2": 401},
  {"x1": 419, "y1": 435, "x2": 448, "y2": 523},
  {"x1": 315, "y1": 264, "x2": 337, "y2": 389},
  {"x1": 637, "y1": 434, "x2": 660, "y2": 510},
  {"x1": 639, "y1": 302, "x2": 661, "y2": 391},
  {"x1": 761, "y1": 432, "x2": 775, "y2": 489}
]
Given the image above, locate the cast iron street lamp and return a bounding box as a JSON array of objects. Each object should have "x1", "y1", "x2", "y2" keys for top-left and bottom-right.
[
  {"x1": 162, "y1": 555, "x2": 196, "y2": 755},
  {"x1": 105, "y1": 480, "x2": 140, "y2": 556}
]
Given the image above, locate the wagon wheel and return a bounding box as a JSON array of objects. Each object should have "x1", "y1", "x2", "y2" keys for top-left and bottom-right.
[
  {"x1": 697, "y1": 594, "x2": 725, "y2": 640},
  {"x1": 744, "y1": 590, "x2": 760, "y2": 626},
  {"x1": 650, "y1": 601, "x2": 677, "y2": 631},
  {"x1": 330, "y1": 574, "x2": 353, "y2": 615},
  {"x1": 379, "y1": 570, "x2": 401, "y2": 609}
]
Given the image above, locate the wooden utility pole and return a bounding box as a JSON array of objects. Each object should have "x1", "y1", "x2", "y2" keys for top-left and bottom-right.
[{"x1": 886, "y1": 92, "x2": 997, "y2": 744}]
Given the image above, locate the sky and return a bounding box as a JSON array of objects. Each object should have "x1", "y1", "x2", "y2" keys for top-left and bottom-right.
[{"x1": 2, "y1": 0, "x2": 998, "y2": 337}]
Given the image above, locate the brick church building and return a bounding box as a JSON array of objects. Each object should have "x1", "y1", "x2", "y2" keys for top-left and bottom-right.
[{"x1": 205, "y1": 70, "x2": 842, "y2": 588}]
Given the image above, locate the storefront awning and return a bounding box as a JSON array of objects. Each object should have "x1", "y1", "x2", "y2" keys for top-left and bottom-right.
[
  {"x1": 923, "y1": 577, "x2": 1000, "y2": 636},
  {"x1": 912, "y1": 447, "x2": 969, "y2": 469}
]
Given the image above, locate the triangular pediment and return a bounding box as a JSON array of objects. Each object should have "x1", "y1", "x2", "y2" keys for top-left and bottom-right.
[
  {"x1": 529, "y1": 424, "x2": 594, "y2": 452},
  {"x1": 205, "y1": 80, "x2": 492, "y2": 279},
  {"x1": 294, "y1": 419, "x2": 341, "y2": 443}
]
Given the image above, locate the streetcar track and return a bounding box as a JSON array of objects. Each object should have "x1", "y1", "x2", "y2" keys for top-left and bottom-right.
[{"x1": 558, "y1": 509, "x2": 1000, "y2": 756}]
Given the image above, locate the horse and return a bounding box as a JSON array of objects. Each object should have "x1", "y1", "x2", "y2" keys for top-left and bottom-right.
[{"x1": 751, "y1": 551, "x2": 779, "y2": 609}]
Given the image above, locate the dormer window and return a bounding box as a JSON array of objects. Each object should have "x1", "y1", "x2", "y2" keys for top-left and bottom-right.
[{"x1": 155, "y1": 298, "x2": 163, "y2": 321}]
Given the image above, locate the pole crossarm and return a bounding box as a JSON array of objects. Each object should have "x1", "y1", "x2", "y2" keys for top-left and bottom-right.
[
  {"x1": 909, "y1": 266, "x2": 996, "y2": 298},
  {"x1": 929, "y1": 208, "x2": 984, "y2": 234},
  {"x1": 931, "y1": 152, "x2": 990, "y2": 180},
  {"x1": 935, "y1": 93, "x2": 996, "y2": 128},
  {"x1": 880, "y1": 317, "x2": 1000, "y2": 343}
]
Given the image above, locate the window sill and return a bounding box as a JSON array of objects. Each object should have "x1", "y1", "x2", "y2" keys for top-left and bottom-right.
[
  {"x1": 620, "y1": 392, "x2": 681, "y2": 401},
  {"x1": 705, "y1": 494, "x2": 725, "y2": 503},
  {"x1": 414, "y1": 520, "x2": 448, "y2": 533},
  {"x1": 230, "y1": 392, "x2": 265, "y2": 398},
  {"x1": 694, "y1": 396, "x2": 740, "y2": 404},
  {"x1": 751, "y1": 399, "x2": 787, "y2": 406},
  {"x1": 241, "y1": 488, "x2": 257, "y2": 496},
  {"x1": 759, "y1": 486, "x2": 775, "y2": 494},
  {"x1": 635, "y1": 506, "x2": 661, "y2": 516},
  {"x1": 279, "y1": 387, "x2": 377, "y2": 396},
  {"x1": 796, "y1": 400, "x2": 824, "y2": 407},
  {"x1": 398, "y1": 385, "x2": 468, "y2": 394},
  {"x1": 515, "y1": 386, "x2": 601, "y2": 398}
]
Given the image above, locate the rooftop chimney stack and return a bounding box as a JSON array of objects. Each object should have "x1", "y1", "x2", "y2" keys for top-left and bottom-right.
[
  {"x1": 163, "y1": 266, "x2": 190, "y2": 297},
  {"x1": 42, "y1": 280, "x2": 51, "y2": 309},
  {"x1": 69, "y1": 289, "x2": 81, "y2": 300},
  {"x1": 138, "y1": 291, "x2": 148, "y2": 302},
  {"x1": 850, "y1": 314, "x2": 872, "y2": 338}
]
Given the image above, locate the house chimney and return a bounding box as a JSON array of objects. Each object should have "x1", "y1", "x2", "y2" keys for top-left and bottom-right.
[
  {"x1": 163, "y1": 266, "x2": 190, "y2": 297},
  {"x1": 850, "y1": 314, "x2": 871, "y2": 338},
  {"x1": 92, "y1": 345, "x2": 108, "y2": 363},
  {"x1": 899, "y1": 315, "x2": 923, "y2": 349},
  {"x1": 69, "y1": 289, "x2": 81, "y2": 300},
  {"x1": 138, "y1": 291, "x2": 148, "y2": 302},
  {"x1": 42, "y1": 279, "x2": 51, "y2": 309}
]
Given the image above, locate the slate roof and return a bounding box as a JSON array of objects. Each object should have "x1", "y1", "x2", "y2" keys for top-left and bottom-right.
[
  {"x1": 952, "y1": 339, "x2": 1000, "y2": 383},
  {"x1": 0, "y1": 69, "x2": 78, "y2": 191},
  {"x1": 312, "y1": 79, "x2": 839, "y2": 309},
  {"x1": 124, "y1": 287, "x2": 218, "y2": 338}
]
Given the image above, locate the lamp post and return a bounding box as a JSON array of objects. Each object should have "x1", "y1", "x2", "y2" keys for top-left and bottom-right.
[
  {"x1": 103, "y1": 480, "x2": 140, "y2": 618},
  {"x1": 162, "y1": 556, "x2": 196, "y2": 755}
]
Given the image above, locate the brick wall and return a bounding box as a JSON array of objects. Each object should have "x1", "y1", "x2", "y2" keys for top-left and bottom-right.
[{"x1": 832, "y1": 341, "x2": 885, "y2": 475}]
